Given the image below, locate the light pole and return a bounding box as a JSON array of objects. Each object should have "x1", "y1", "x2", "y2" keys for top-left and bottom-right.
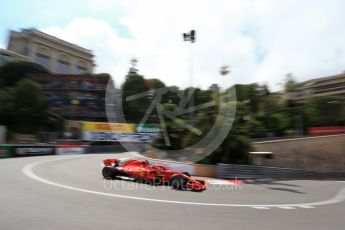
[{"x1": 183, "y1": 30, "x2": 196, "y2": 120}]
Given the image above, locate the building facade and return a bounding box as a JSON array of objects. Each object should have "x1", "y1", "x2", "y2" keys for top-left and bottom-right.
[
  {"x1": 30, "y1": 74, "x2": 109, "y2": 121},
  {"x1": 290, "y1": 72, "x2": 345, "y2": 101},
  {"x1": 0, "y1": 48, "x2": 30, "y2": 67},
  {"x1": 7, "y1": 28, "x2": 94, "y2": 74}
]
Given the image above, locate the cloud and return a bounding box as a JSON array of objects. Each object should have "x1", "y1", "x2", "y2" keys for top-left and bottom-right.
[
  {"x1": 43, "y1": 17, "x2": 135, "y2": 87},
  {"x1": 42, "y1": 0, "x2": 345, "y2": 91},
  {"x1": 86, "y1": 0, "x2": 120, "y2": 12},
  {"x1": 252, "y1": 0, "x2": 345, "y2": 85}
]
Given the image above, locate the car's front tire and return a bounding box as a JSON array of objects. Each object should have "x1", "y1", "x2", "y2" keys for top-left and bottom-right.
[{"x1": 170, "y1": 175, "x2": 187, "y2": 190}]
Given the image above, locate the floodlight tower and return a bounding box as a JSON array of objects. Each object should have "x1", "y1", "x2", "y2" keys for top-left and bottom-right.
[{"x1": 183, "y1": 30, "x2": 196, "y2": 120}]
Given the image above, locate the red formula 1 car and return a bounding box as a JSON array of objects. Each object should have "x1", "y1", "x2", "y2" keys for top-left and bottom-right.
[{"x1": 102, "y1": 158, "x2": 206, "y2": 191}]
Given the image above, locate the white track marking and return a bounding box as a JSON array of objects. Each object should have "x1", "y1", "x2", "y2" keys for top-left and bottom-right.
[
  {"x1": 278, "y1": 207, "x2": 295, "y2": 210},
  {"x1": 253, "y1": 207, "x2": 270, "y2": 209},
  {"x1": 206, "y1": 180, "x2": 236, "y2": 185},
  {"x1": 22, "y1": 156, "x2": 345, "y2": 208}
]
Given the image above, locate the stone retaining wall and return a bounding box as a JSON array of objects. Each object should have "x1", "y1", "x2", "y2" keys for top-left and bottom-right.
[{"x1": 253, "y1": 134, "x2": 345, "y2": 172}]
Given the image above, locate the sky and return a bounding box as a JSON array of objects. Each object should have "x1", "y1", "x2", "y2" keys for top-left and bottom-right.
[{"x1": 1, "y1": 0, "x2": 345, "y2": 91}]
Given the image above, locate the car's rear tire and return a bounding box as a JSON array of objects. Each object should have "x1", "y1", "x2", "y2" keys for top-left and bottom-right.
[{"x1": 102, "y1": 167, "x2": 116, "y2": 179}]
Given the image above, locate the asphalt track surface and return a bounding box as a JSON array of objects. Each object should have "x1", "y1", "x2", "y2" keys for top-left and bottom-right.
[{"x1": 1, "y1": 152, "x2": 345, "y2": 230}]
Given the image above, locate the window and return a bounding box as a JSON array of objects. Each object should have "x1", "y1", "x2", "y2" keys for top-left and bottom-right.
[
  {"x1": 57, "y1": 60, "x2": 71, "y2": 74},
  {"x1": 35, "y1": 53, "x2": 50, "y2": 69},
  {"x1": 76, "y1": 65, "x2": 87, "y2": 74},
  {"x1": 23, "y1": 47, "x2": 30, "y2": 56},
  {"x1": 0, "y1": 53, "x2": 13, "y2": 63}
]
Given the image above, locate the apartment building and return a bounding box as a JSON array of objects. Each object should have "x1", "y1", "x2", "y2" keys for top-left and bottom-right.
[
  {"x1": 0, "y1": 48, "x2": 30, "y2": 66},
  {"x1": 290, "y1": 72, "x2": 345, "y2": 101},
  {"x1": 7, "y1": 28, "x2": 94, "y2": 74}
]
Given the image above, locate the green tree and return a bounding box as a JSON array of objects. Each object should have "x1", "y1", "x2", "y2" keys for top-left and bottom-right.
[
  {"x1": 284, "y1": 73, "x2": 297, "y2": 93},
  {"x1": 219, "y1": 134, "x2": 252, "y2": 164},
  {"x1": 161, "y1": 86, "x2": 181, "y2": 105},
  {"x1": 269, "y1": 113, "x2": 290, "y2": 135},
  {"x1": 182, "y1": 111, "x2": 215, "y2": 148},
  {"x1": 197, "y1": 134, "x2": 252, "y2": 164},
  {"x1": 195, "y1": 89, "x2": 213, "y2": 106},
  {"x1": 122, "y1": 73, "x2": 150, "y2": 123},
  {"x1": 0, "y1": 61, "x2": 49, "y2": 87},
  {"x1": 13, "y1": 79, "x2": 48, "y2": 133},
  {"x1": 234, "y1": 83, "x2": 269, "y2": 114},
  {"x1": 151, "y1": 120, "x2": 186, "y2": 150},
  {"x1": 245, "y1": 119, "x2": 266, "y2": 138},
  {"x1": 94, "y1": 73, "x2": 111, "y2": 78},
  {"x1": 0, "y1": 89, "x2": 15, "y2": 128},
  {"x1": 304, "y1": 96, "x2": 345, "y2": 126},
  {"x1": 145, "y1": 78, "x2": 165, "y2": 89}
]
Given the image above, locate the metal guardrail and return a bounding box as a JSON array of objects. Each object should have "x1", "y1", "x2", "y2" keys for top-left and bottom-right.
[
  {"x1": 217, "y1": 163, "x2": 301, "y2": 179},
  {"x1": 217, "y1": 163, "x2": 345, "y2": 179},
  {"x1": 85, "y1": 145, "x2": 126, "y2": 154}
]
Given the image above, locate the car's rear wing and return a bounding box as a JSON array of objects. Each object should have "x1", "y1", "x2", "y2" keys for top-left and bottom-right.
[{"x1": 103, "y1": 159, "x2": 120, "y2": 167}]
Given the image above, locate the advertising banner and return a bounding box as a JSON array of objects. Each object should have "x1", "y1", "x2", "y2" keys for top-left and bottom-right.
[
  {"x1": 83, "y1": 122, "x2": 134, "y2": 133},
  {"x1": 135, "y1": 124, "x2": 160, "y2": 133},
  {"x1": 82, "y1": 132, "x2": 156, "y2": 142},
  {"x1": 0, "y1": 146, "x2": 13, "y2": 158},
  {"x1": 13, "y1": 146, "x2": 55, "y2": 157},
  {"x1": 81, "y1": 122, "x2": 160, "y2": 142},
  {"x1": 56, "y1": 145, "x2": 85, "y2": 155}
]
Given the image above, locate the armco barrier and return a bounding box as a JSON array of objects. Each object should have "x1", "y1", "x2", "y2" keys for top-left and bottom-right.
[
  {"x1": 217, "y1": 163, "x2": 307, "y2": 179},
  {"x1": 0, "y1": 145, "x2": 13, "y2": 158},
  {"x1": 85, "y1": 145, "x2": 127, "y2": 154},
  {"x1": 216, "y1": 163, "x2": 345, "y2": 179},
  {"x1": 0, "y1": 144, "x2": 128, "y2": 158},
  {"x1": 13, "y1": 145, "x2": 55, "y2": 157},
  {"x1": 55, "y1": 145, "x2": 86, "y2": 155}
]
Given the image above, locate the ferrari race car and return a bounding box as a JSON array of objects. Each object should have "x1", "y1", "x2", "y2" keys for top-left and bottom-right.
[{"x1": 102, "y1": 158, "x2": 206, "y2": 191}]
